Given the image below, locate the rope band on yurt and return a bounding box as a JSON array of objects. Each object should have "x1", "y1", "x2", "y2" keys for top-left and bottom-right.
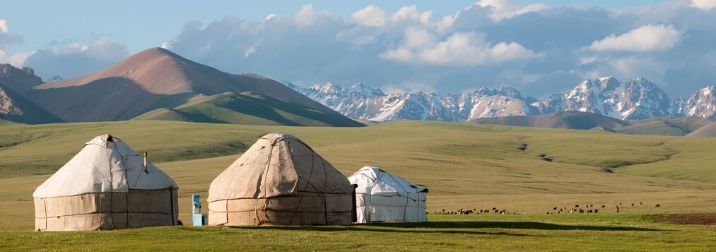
[
  {"x1": 106, "y1": 143, "x2": 119, "y2": 230},
  {"x1": 386, "y1": 173, "x2": 411, "y2": 222}
]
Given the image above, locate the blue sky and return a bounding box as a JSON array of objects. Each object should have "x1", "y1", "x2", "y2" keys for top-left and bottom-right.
[
  {"x1": 1, "y1": 0, "x2": 714, "y2": 97},
  {"x1": 2, "y1": 0, "x2": 668, "y2": 52}
]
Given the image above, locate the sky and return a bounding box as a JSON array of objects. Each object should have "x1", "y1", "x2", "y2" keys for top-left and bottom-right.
[{"x1": 1, "y1": 0, "x2": 714, "y2": 97}]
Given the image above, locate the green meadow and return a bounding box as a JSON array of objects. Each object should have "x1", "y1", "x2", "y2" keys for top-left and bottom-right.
[{"x1": 0, "y1": 120, "x2": 714, "y2": 251}]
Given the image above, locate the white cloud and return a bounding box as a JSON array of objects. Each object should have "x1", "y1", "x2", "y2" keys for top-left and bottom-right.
[
  {"x1": 436, "y1": 16, "x2": 455, "y2": 31},
  {"x1": 295, "y1": 4, "x2": 317, "y2": 28},
  {"x1": 588, "y1": 25, "x2": 682, "y2": 52},
  {"x1": 0, "y1": 20, "x2": 7, "y2": 33},
  {"x1": 351, "y1": 5, "x2": 386, "y2": 27},
  {"x1": 164, "y1": 2, "x2": 716, "y2": 97},
  {"x1": 0, "y1": 49, "x2": 33, "y2": 66},
  {"x1": 382, "y1": 31, "x2": 538, "y2": 66},
  {"x1": 391, "y1": 6, "x2": 432, "y2": 24},
  {"x1": 477, "y1": 0, "x2": 548, "y2": 21},
  {"x1": 23, "y1": 38, "x2": 128, "y2": 79},
  {"x1": 404, "y1": 27, "x2": 434, "y2": 48},
  {"x1": 691, "y1": 0, "x2": 716, "y2": 10}
]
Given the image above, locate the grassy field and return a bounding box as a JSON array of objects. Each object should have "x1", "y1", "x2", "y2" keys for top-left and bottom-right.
[{"x1": 0, "y1": 120, "x2": 714, "y2": 250}]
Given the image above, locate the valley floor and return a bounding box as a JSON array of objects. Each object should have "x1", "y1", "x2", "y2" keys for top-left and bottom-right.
[{"x1": 0, "y1": 120, "x2": 714, "y2": 250}]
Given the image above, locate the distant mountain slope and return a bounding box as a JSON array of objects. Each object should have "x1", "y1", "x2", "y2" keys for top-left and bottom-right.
[
  {"x1": 28, "y1": 47, "x2": 354, "y2": 125},
  {"x1": 134, "y1": 92, "x2": 363, "y2": 127},
  {"x1": 292, "y1": 78, "x2": 715, "y2": 122},
  {"x1": 0, "y1": 85, "x2": 62, "y2": 124},
  {"x1": 615, "y1": 117, "x2": 712, "y2": 136},
  {"x1": 686, "y1": 122, "x2": 716, "y2": 137},
  {"x1": 0, "y1": 64, "x2": 43, "y2": 95},
  {"x1": 472, "y1": 111, "x2": 628, "y2": 130}
]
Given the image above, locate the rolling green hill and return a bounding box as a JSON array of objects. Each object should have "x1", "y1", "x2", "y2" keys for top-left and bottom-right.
[
  {"x1": 686, "y1": 122, "x2": 716, "y2": 137},
  {"x1": 472, "y1": 111, "x2": 628, "y2": 130},
  {"x1": 614, "y1": 117, "x2": 712, "y2": 136},
  {"x1": 133, "y1": 91, "x2": 363, "y2": 127},
  {"x1": 474, "y1": 112, "x2": 713, "y2": 136}
]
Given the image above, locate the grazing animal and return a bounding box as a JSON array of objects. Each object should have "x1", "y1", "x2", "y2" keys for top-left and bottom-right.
[
  {"x1": 655, "y1": 204, "x2": 661, "y2": 208},
  {"x1": 594, "y1": 209, "x2": 598, "y2": 213},
  {"x1": 601, "y1": 205, "x2": 605, "y2": 208}
]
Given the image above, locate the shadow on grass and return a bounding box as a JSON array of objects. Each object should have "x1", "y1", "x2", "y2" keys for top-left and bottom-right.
[
  {"x1": 230, "y1": 225, "x2": 528, "y2": 236},
  {"x1": 369, "y1": 221, "x2": 660, "y2": 231},
  {"x1": 223, "y1": 220, "x2": 661, "y2": 235}
]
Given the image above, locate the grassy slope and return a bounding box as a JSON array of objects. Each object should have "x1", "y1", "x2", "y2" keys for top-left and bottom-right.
[
  {"x1": 473, "y1": 111, "x2": 627, "y2": 130},
  {"x1": 0, "y1": 121, "x2": 714, "y2": 250},
  {"x1": 615, "y1": 117, "x2": 712, "y2": 136},
  {"x1": 687, "y1": 121, "x2": 716, "y2": 137},
  {"x1": 134, "y1": 91, "x2": 363, "y2": 127}
]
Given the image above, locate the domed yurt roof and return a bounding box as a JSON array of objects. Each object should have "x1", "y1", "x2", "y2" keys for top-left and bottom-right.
[
  {"x1": 349, "y1": 166, "x2": 427, "y2": 194},
  {"x1": 33, "y1": 134, "x2": 177, "y2": 198},
  {"x1": 209, "y1": 133, "x2": 352, "y2": 201}
]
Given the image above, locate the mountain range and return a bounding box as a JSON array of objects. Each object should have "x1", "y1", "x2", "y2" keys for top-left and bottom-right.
[
  {"x1": 0, "y1": 48, "x2": 361, "y2": 127},
  {"x1": 289, "y1": 77, "x2": 716, "y2": 122}
]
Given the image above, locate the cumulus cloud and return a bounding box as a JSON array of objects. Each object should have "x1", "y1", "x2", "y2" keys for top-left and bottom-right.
[
  {"x1": 0, "y1": 20, "x2": 7, "y2": 33},
  {"x1": 153, "y1": 2, "x2": 716, "y2": 97},
  {"x1": 351, "y1": 5, "x2": 386, "y2": 27},
  {"x1": 391, "y1": 6, "x2": 432, "y2": 24},
  {"x1": 23, "y1": 38, "x2": 129, "y2": 79},
  {"x1": 588, "y1": 25, "x2": 682, "y2": 52},
  {"x1": 295, "y1": 4, "x2": 317, "y2": 28},
  {"x1": 0, "y1": 19, "x2": 28, "y2": 66},
  {"x1": 477, "y1": 0, "x2": 548, "y2": 21},
  {"x1": 381, "y1": 31, "x2": 538, "y2": 66},
  {"x1": 691, "y1": 0, "x2": 716, "y2": 10},
  {"x1": 0, "y1": 19, "x2": 23, "y2": 47}
]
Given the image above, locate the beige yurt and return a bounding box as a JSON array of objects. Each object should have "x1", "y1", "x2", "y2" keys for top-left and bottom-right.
[
  {"x1": 208, "y1": 133, "x2": 353, "y2": 226},
  {"x1": 348, "y1": 166, "x2": 428, "y2": 223},
  {"x1": 33, "y1": 134, "x2": 178, "y2": 231}
]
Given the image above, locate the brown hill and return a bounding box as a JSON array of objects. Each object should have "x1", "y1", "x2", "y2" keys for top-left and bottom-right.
[
  {"x1": 686, "y1": 122, "x2": 716, "y2": 137},
  {"x1": 30, "y1": 48, "x2": 351, "y2": 123}
]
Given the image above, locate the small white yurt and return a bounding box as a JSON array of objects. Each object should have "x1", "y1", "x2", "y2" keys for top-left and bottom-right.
[
  {"x1": 208, "y1": 133, "x2": 354, "y2": 226},
  {"x1": 348, "y1": 166, "x2": 428, "y2": 223},
  {"x1": 33, "y1": 134, "x2": 178, "y2": 231}
]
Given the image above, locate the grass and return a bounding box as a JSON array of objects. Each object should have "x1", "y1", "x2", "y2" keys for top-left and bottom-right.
[
  {"x1": 1, "y1": 214, "x2": 714, "y2": 251},
  {"x1": 133, "y1": 91, "x2": 363, "y2": 127},
  {"x1": 0, "y1": 120, "x2": 714, "y2": 250}
]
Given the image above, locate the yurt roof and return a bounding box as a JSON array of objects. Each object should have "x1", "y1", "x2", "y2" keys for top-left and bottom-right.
[
  {"x1": 33, "y1": 134, "x2": 177, "y2": 198},
  {"x1": 208, "y1": 133, "x2": 352, "y2": 201},
  {"x1": 348, "y1": 166, "x2": 427, "y2": 194}
]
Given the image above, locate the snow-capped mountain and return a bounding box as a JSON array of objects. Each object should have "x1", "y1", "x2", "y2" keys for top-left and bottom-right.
[
  {"x1": 674, "y1": 86, "x2": 715, "y2": 119},
  {"x1": 292, "y1": 82, "x2": 534, "y2": 121},
  {"x1": 289, "y1": 77, "x2": 715, "y2": 122},
  {"x1": 540, "y1": 76, "x2": 672, "y2": 120}
]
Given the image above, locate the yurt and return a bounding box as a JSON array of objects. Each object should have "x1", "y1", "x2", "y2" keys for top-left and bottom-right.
[
  {"x1": 208, "y1": 133, "x2": 353, "y2": 226},
  {"x1": 33, "y1": 134, "x2": 178, "y2": 231},
  {"x1": 348, "y1": 166, "x2": 428, "y2": 223}
]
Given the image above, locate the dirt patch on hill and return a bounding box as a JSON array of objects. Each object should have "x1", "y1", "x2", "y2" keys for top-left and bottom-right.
[{"x1": 650, "y1": 214, "x2": 716, "y2": 225}]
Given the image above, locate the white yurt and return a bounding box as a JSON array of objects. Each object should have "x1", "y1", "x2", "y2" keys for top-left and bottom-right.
[
  {"x1": 33, "y1": 134, "x2": 178, "y2": 231},
  {"x1": 348, "y1": 166, "x2": 428, "y2": 223},
  {"x1": 208, "y1": 133, "x2": 354, "y2": 226}
]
